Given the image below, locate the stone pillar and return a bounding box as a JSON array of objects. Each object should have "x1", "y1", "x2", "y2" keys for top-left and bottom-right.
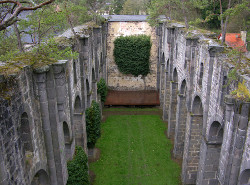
[
  {"x1": 46, "y1": 66, "x2": 68, "y2": 185},
  {"x1": 163, "y1": 68, "x2": 170, "y2": 121},
  {"x1": 174, "y1": 94, "x2": 187, "y2": 158},
  {"x1": 34, "y1": 69, "x2": 58, "y2": 185},
  {"x1": 217, "y1": 96, "x2": 235, "y2": 184},
  {"x1": 203, "y1": 45, "x2": 223, "y2": 134},
  {"x1": 228, "y1": 103, "x2": 249, "y2": 185},
  {"x1": 160, "y1": 62, "x2": 165, "y2": 107},
  {"x1": 168, "y1": 81, "x2": 178, "y2": 138}
]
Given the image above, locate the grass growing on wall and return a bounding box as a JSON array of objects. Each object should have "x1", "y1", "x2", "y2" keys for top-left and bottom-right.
[
  {"x1": 113, "y1": 35, "x2": 151, "y2": 77},
  {"x1": 90, "y1": 114, "x2": 181, "y2": 185}
]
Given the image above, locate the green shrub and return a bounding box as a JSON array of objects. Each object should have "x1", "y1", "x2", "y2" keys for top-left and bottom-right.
[
  {"x1": 113, "y1": 35, "x2": 152, "y2": 76},
  {"x1": 67, "y1": 146, "x2": 89, "y2": 185},
  {"x1": 97, "y1": 78, "x2": 108, "y2": 102},
  {"x1": 86, "y1": 101, "x2": 101, "y2": 148}
]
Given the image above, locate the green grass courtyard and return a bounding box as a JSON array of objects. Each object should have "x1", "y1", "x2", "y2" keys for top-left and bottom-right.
[{"x1": 90, "y1": 111, "x2": 181, "y2": 185}]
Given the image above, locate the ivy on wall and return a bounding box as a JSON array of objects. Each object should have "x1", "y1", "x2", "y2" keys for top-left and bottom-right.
[
  {"x1": 85, "y1": 100, "x2": 101, "y2": 148},
  {"x1": 97, "y1": 78, "x2": 108, "y2": 103},
  {"x1": 67, "y1": 146, "x2": 89, "y2": 185},
  {"x1": 113, "y1": 35, "x2": 152, "y2": 76}
]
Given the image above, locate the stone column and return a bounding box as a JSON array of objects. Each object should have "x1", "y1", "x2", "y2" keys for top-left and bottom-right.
[
  {"x1": 168, "y1": 81, "x2": 178, "y2": 138},
  {"x1": 34, "y1": 68, "x2": 57, "y2": 185},
  {"x1": 228, "y1": 103, "x2": 249, "y2": 185},
  {"x1": 174, "y1": 94, "x2": 187, "y2": 158},
  {"x1": 217, "y1": 96, "x2": 235, "y2": 184}
]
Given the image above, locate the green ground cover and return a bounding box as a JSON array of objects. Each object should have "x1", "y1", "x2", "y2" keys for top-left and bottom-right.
[
  {"x1": 103, "y1": 108, "x2": 159, "y2": 112},
  {"x1": 90, "y1": 114, "x2": 181, "y2": 185}
]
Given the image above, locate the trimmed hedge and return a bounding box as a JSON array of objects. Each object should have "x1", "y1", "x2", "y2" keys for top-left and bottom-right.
[
  {"x1": 85, "y1": 100, "x2": 101, "y2": 148},
  {"x1": 97, "y1": 78, "x2": 108, "y2": 103},
  {"x1": 113, "y1": 35, "x2": 151, "y2": 76},
  {"x1": 67, "y1": 146, "x2": 89, "y2": 185}
]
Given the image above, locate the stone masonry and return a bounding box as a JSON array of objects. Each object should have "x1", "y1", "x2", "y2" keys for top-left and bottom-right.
[
  {"x1": 158, "y1": 22, "x2": 250, "y2": 185},
  {"x1": 0, "y1": 16, "x2": 250, "y2": 185},
  {"x1": 0, "y1": 23, "x2": 107, "y2": 185}
]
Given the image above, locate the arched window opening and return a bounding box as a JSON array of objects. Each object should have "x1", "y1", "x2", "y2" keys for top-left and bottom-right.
[
  {"x1": 161, "y1": 53, "x2": 165, "y2": 64},
  {"x1": 31, "y1": 169, "x2": 50, "y2": 185},
  {"x1": 92, "y1": 68, "x2": 96, "y2": 82},
  {"x1": 239, "y1": 169, "x2": 250, "y2": 185},
  {"x1": 86, "y1": 79, "x2": 90, "y2": 107},
  {"x1": 199, "y1": 63, "x2": 203, "y2": 87},
  {"x1": 63, "y1": 122, "x2": 70, "y2": 144},
  {"x1": 208, "y1": 121, "x2": 223, "y2": 143},
  {"x1": 180, "y1": 80, "x2": 187, "y2": 95},
  {"x1": 173, "y1": 68, "x2": 178, "y2": 82},
  {"x1": 192, "y1": 96, "x2": 203, "y2": 115},
  {"x1": 74, "y1": 96, "x2": 82, "y2": 114},
  {"x1": 20, "y1": 112, "x2": 33, "y2": 153}
]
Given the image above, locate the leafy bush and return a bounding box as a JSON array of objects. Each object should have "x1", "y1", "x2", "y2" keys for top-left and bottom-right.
[
  {"x1": 113, "y1": 35, "x2": 151, "y2": 76},
  {"x1": 97, "y1": 78, "x2": 108, "y2": 102},
  {"x1": 67, "y1": 146, "x2": 89, "y2": 185},
  {"x1": 86, "y1": 101, "x2": 101, "y2": 148}
]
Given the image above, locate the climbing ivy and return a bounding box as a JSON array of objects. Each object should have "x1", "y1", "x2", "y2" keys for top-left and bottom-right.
[
  {"x1": 113, "y1": 35, "x2": 151, "y2": 76},
  {"x1": 85, "y1": 100, "x2": 101, "y2": 148},
  {"x1": 97, "y1": 78, "x2": 108, "y2": 103},
  {"x1": 67, "y1": 146, "x2": 89, "y2": 185}
]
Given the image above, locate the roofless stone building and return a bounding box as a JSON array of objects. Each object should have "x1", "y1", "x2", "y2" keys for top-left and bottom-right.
[{"x1": 0, "y1": 15, "x2": 249, "y2": 185}]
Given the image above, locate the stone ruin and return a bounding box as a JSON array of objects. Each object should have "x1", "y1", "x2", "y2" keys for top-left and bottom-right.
[{"x1": 0, "y1": 15, "x2": 249, "y2": 185}]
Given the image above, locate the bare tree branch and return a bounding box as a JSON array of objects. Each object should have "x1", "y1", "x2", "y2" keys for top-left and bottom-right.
[{"x1": 0, "y1": 0, "x2": 54, "y2": 31}]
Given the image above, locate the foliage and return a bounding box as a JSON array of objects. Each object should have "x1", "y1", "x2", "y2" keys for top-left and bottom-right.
[
  {"x1": 231, "y1": 80, "x2": 250, "y2": 102},
  {"x1": 113, "y1": 35, "x2": 151, "y2": 77},
  {"x1": 90, "y1": 114, "x2": 181, "y2": 185},
  {"x1": 112, "y1": 0, "x2": 126, "y2": 14},
  {"x1": 121, "y1": 0, "x2": 149, "y2": 15},
  {"x1": 67, "y1": 146, "x2": 89, "y2": 185},
  {"x1": 0, "y1": 38, "x2": 78, "y2": 75},
  {"x1": 85, "y1": 100, "x2": 101, "y2": 148},
  {"x1": 97, "y1": 78, "x2": 108, "y2": 103}
]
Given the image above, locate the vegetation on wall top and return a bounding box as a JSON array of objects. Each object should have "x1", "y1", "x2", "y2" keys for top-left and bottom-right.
[{"x1": 113, "y1": 35, "x2": 151, "y2": 77}]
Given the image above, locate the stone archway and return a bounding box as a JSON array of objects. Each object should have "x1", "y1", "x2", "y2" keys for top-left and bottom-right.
[
  {"x1": 168, "y1": 68, "x2": 178, "y2": 138},
  {"x1": 63, "y1": 121, "x2": 71, "y2": 160},
  {"x1": 86, "y1": 79, "x2": 91, "y2": 108},
  {"x1": 31, "y1": 169, "x2": 50, "y2": 185},
  {"x1": 174, "y1": 79, "x2": 187, "y2": 158},
  {"x1": 183, "y1": 95, "x2": 203, "y2": 184},
  {"x1": 74, "y1": 96, "x2": 84, "y2": 148},
  {"x1": 20, "y1": 112, "x2": 33, "y2": 153},
  {"x1": 92, "y1": 68, "x2": 97, "y2": 101},
  {"x1": 198, "y1": 121, "x2": 223, "y2": 185},
  {"x1": 239, "y1": 169, "x2": 250, "y2": 185}
]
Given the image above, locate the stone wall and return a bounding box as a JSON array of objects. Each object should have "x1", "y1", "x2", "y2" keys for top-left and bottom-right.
[
  {"x1": 106, "y1": 21, "x2": 158, "y2": 90},
  {"x1": 0, "y1": 23, "x2": 107, "y2": 185},
  {"x1": 159, "y1": 22, "x2": 250, "y2": 185}
]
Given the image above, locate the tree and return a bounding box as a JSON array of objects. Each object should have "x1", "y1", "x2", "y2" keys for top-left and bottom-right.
[
  {"x1": 0, "y1": 0, "x2": 55, "y2": 31},
  {"x1": 219, "y1": 0, "x2": 249, "y2": 44}
]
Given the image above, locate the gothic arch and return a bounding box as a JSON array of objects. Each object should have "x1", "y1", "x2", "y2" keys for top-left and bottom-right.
[
  {"x1": 20, "y1": 112, "x2": 33, "y2": 153},
  {"x1": 208, "y1": 121, "x2": 223, "y2": 143},
  {"x1": 174, "y1": 79, "x2": 188, "y2": 158},
  {"x1": 86, "y1": 79, "x2": 91, "y2": 107},
  {"x1": 183, "y1": 95, "x2": 203, "y2": 184},
  {"x1": 73, "y1": 96, "x2": 85, "y2": 149},
  {"x1": 239, "y1": 169, "x2": 250, "y2": 185},
  {"x1": 31, "y1": 169, "x2": 50, "y2": 185}
]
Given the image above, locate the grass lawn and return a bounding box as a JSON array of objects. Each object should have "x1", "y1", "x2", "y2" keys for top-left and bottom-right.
[
  {"x1": 90, "y1": 114, "x2": 181, "y2": 185},
  {"x1": 103, "y1": 108, "x2": 160, "y2": 112}
]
